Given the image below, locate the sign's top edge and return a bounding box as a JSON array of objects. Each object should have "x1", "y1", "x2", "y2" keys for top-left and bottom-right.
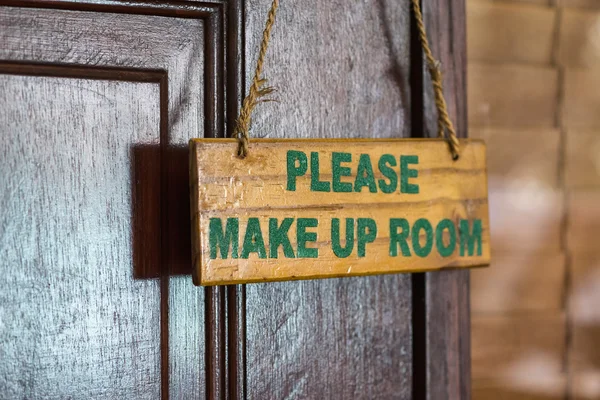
[{"x1": 189, "y1": 138, "x2": 485, "y2": 144}]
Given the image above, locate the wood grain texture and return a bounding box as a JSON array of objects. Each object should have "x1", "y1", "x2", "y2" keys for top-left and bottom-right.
[
  {"x1": 243, "y1": 0, "x2": 411, "y2": 140},
  {"x1": 422, "y1": 0, "x2": 472, "y2": 398},
  {"x1": 190, "y1": 139, "x2": 490, "y2": 285},
  {"x1": 0, "y1": 75, "x2": 162, "y2": 399},
  {"x1": 246, "y1": 276, "x2": 413, "y2": 399},
  {"x1": 0, "y1": 2, "x2": 228, "y2": 398},
  {"x1": 243, "y1": 1, "x2": 414, "y2": 398},
  {"x1": 0, "y1": 1, "x2": 476, "y2": 398}
]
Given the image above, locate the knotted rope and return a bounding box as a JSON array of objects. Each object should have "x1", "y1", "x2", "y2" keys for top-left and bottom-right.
[
  {"x1": 411, "y1": 0, "x2": 460, "y2": 159},
  {"x1": 232, "y1": 0, "x2": 279, "y2": 158},
  {"x1": 233, "y1": 0, "x2": 460, "y2": 160}
]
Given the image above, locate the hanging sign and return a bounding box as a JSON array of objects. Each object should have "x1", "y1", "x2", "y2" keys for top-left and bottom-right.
[{"x1": 189, "y1": 138, "x2": 490, "y2": 286}]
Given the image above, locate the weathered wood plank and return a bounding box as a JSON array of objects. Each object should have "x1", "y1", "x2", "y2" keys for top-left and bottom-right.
[
  {"x1": 422, "y1": 0, "x2": 472, "y2": 398},
  {"x1": 242, "y1": 1, "x2": 414, "y2": 398},
  {"x1": 190, "y1": 138, "x2": 490, "y2": 285},
  {"x1": 245, "y1": 275, "x2": 413, "y2": 399}
]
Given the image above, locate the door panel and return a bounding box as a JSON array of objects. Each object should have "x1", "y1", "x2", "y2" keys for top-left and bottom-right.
[
  {"x1": 0, "y1": 75, "x2": 161, "y2": 399},
  {"x1": 243, "y1": 1, "x2": 413, "y2": 398},
  {"x1": 0, "y1": 3, "x2": 224, "y2": 398}
]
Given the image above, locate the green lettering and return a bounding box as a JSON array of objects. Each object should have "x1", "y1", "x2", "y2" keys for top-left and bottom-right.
[
  {"x1": 269, "y1": 218, "x2": 295, "y2": 258},
  {"x1": 400, "y1": 155, "x2": 419, "y2": 194},
  {"x1": 412, "y1": 218, "x2": 433, "y2": 257},
  {"x1": 460, "y1": 219, "x2": 482, "y2": 256},
  {"x1": 209, "y1": 218, "x2": 239, "y2": 259},
  {"x1": 331, "y1": 218, "x2": 354, "y2": 258},
  {"x1": 435, "y1": 219, "x2": 456, "y2": 257},
  {"x1": 354, "y1": 154, "x2": 377, "y2": 193},
  {"x1": 310, "y1": 152, "x2": 331, "y2": 192},
  {"x1": 241, "y1": 218, "x2": 267, "y2": 259},
  {"x1": 378, "y1": 154, "x2": 398, "y2": 194},
  {"x1": 286, "y1": 150, "x2": 308, "y2": 191},
  {"x1": 332, "y1": 152, "x2": 353, "y2": 192},
  {"x1": 357, "y1": 218, "x2": 377, "y2": 257},
  {"x1": 389, "y1": 218, "x2": 411, "y2": 257},
  {"x1": 297, "y1": 218, "x2": 319, "y2": 258}
]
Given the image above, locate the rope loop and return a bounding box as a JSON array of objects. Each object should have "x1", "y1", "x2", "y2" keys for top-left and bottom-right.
[
  {"x1": 411, "y1": 0, "x2": 460, "y2": 160},
  {"x1": 232, "y1": 0, "x2": 279, "y2": 158},
  {"x1": 233, "y1": 0, "x2": 460, "y2": 160}
]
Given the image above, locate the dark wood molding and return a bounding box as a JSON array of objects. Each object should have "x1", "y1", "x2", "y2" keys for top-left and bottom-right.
[
  {"x1": 227, "y1": 285, "x2": 246, "y2": 400},
  {"x1": 223, "y1": 1, "x2": 245, "y2": 399},
  {"x1": 410, "y1": 2, "x2": 427, "y2": 399}
]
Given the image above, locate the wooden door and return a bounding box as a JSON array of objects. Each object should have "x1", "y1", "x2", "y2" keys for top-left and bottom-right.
[{"x1": 0, "y1": 1, "x2": 469, "y2": 399}]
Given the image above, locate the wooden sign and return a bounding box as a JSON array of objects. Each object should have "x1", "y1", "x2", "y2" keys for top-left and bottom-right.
[{"x1": 189, "y1": 138, "x2": 490, "y2": 286}]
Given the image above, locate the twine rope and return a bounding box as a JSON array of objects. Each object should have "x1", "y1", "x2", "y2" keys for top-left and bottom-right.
[
  {"x1": 232, "y1": 0, "x2": 279, "y2": 158},
  {"x1": 233, "y1": 0, "x2": 460, "y2": 160},
  {"x1": 411, "y1": 0, "x2": 460, "y2": 159}
]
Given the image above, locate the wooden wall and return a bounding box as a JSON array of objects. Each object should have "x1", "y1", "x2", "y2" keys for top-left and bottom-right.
[{"x1": 468, "y1": 0, "x2": 600, "y2": 398}]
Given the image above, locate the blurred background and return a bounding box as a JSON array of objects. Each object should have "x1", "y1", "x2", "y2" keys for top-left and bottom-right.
[{"x1": 468, "y1": 0, "x2": 600, "y2": 398}]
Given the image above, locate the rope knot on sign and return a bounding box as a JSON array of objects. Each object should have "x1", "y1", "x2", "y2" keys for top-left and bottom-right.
[
  {"x1": 232, "y1": 0, "x2": 460, "y2": 160},
  {"x1": 232, "y1": 0, "x2": 279, "y2": 158},
  {"x1": 410, "y1": 0, "x2": 460, "y2": 159}
]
